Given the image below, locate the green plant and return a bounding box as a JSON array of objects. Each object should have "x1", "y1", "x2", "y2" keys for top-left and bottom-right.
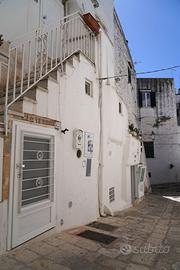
[
  {"x1": 128, "y1": 123, "x2": 141, "y2": 139},
  {"x1": 153, "y1": 116, "x2": 171, "y2": 127}
]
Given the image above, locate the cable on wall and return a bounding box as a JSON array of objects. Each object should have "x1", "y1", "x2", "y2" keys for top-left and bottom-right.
[{"x1": 98, "y1": 65, "x2": 180, "y2": 81}]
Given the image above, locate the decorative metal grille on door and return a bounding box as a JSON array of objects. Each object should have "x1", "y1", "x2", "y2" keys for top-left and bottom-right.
[{"x1": 21, "y1": 135, "x2": 54, "y2": 207}]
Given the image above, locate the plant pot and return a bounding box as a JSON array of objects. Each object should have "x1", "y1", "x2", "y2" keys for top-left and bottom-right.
[{"x1": 82, "y1": 13, "x2": 100, "y2": 34}]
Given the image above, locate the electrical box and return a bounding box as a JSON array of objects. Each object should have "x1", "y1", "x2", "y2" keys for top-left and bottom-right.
[
  {"x1": 84, "y1": 132, "x2": 94, "y2": 158},
  {"x1": 73, "y1": 129, "x2": 84, "y2": 150}
]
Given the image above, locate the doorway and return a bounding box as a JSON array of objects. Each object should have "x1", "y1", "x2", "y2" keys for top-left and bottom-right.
[
  {"x1": 131, "y1": 166, "x2": 137, "y2": 203},
  {"x1": 10, "y1": 123, "x2": 56, "y2": 248}
]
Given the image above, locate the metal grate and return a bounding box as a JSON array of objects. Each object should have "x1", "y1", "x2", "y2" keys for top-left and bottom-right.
[
  {"x1": 109, "y1": 187, "x2": 115, "y2": 203},
  {"x1": 21, "y1": 135, "x2": 54, "y2": 207},
  {"x1": 77, "y1": 230, "x2": 117, "y2": 245},
  {"x1": 86, "y1": 158, "x2": 92, "y2": 177}
]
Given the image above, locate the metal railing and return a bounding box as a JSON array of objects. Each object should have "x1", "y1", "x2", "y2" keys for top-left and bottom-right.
[
  {"x1": 1, "y1": 13, "x2": 95, "y2": 134},
  {"x1": 0, "y1": 62, "x2": 8, "y2": 90}
]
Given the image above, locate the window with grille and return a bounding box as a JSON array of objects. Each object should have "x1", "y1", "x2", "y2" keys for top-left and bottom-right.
[
  {"x1": 21, "y1": 135, "x2": 54, "y2": 207},
  {"x1": 109, "y1": 187, "x2": 115, "y2": 203}
]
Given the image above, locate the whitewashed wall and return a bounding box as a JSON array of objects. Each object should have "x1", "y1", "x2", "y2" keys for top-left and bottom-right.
[
  {"x1": 0, "y1": 0, "x2": 64, "y2": 42},
  {"x1": 57, "y1": 54, "x2": 100, "y2": 229},
  {"x1": 67, "y1": 0, "x2": 114, "y2": 41},
  {"x1": 0, "y1": 0, "x2": 39, "y2": 41},
  {"x1": 113, "y1": 13, "x2": 148, "y2": 195},
  {"x1": 0, "y1": 0, "x2": 145, "y2": 253},
  {"x1": 0, "y1": 0, "x2": 114, "y2": 43},
  {"x1": 98, "y1": 30, "x2": 142, "y2": 214}
]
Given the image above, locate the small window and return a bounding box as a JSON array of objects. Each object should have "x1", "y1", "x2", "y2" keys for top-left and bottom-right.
[
  {"x1": 177, "y1": 103, "x2": 180, "y2": 125},
  {"x1": 139, "y1": 91, "x2": 156, "y2": 108},
  {"x1": 144, "y1": 141, "x2": 154, "y2": 158},
  {"x1": 109, "y1": 187, "x2": 115, "y2": 203},
  {"x1": 128, "y1": 66, "x2": 131, "y2": 84},
  {"x1": 142, "y1": 92, "x2": 151, "y2": 107},
  {"x1": 85, "y1": 80, "x2": 93, "y2": 97},
  {"x1": 119, "y1": 102, "x2": 122, "y2": 114}
]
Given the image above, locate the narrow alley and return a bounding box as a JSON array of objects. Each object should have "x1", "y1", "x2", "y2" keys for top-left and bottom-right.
[{"x1": 0, "y1": 185, "x2": 180, "y2": 270}]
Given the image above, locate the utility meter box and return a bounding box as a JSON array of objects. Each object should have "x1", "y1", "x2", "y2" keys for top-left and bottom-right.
[{"x1": 73, "y1": 129, "x2": 84, "y2": 149}]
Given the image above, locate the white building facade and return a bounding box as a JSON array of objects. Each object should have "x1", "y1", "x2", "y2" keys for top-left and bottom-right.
[
  {"x1": 0, "y1": 0, "x2": 146, "y2": 253},
  {"x1": 138, "y1": 78, "x2": 180, "y2": 185}
]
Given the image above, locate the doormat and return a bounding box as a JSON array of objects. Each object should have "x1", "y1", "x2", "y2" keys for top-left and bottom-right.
[
  {"x1": 88, "y1": 221, "x2": 118, "y2": 232},
  {"x1": 77, "y1": 230, "x2": 117, "y2": 245}
]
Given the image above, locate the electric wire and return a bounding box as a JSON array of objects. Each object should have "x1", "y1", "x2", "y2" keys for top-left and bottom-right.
[{"x1": 98, "y1": 65, "x2": 180, "y2": 80}]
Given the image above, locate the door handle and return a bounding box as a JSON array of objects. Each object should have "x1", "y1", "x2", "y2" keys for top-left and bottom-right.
[{"x1": 16, "y1": 164, "x2": 25, "y2": 179}]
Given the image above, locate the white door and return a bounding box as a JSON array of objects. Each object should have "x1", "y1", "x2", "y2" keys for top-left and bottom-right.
[{"x1": 12, "y1": 124, "x2": 56, "y2": 248}]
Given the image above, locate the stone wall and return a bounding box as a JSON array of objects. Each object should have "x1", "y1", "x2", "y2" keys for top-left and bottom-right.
[{"x1": 114, "y1": 11, "x2": 139, "y2": 127}]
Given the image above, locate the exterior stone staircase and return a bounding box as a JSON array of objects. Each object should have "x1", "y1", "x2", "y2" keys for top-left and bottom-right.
[{"x1": 0, "y1": 13, "x2": 96, "y2": 134}]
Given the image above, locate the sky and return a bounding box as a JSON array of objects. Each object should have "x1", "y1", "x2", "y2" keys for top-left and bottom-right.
[{"x1": 114, "y1": 0, "x2": 180, "y2": 90}]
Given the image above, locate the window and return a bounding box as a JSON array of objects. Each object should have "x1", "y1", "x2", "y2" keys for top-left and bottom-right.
[
  {"x1": 109, "y1": 187, "x2": 115, "y2": 203},
  {"x1": 139, "y1": 91, "x2": 156, "y2": 108},
  {"x1": 144, "y1": 141, "x2": 154, "y2": 158},
  {"x1": 176, "y1": 103, "x2": 180, "y2": 126},
  {"x1": 142, "y1": 92, "x2": 151, "y2": 107},
  {"x1": 128, "y1": 66, "x2": 131, "y2": 84},
  {"x1": 22, "y1": 134, "x2": 54, "y2": 207},
  {"x1": 85, "y1": 80, "x2": 93, "y2": 97},
  {"x1": 119, "y1": 102, "x2": 122, "y2": 114}
]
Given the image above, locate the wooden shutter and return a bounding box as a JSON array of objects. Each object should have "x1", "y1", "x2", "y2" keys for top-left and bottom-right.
[
  {"x1": 138, "y1": 91, "x2": 143, "y2": 107},
  {"x1": 144, "y1": 142, "x2": 154, "y2": 158},
  {"x1": 151, "y1": 92, "x2": 156, "y2": 107}
]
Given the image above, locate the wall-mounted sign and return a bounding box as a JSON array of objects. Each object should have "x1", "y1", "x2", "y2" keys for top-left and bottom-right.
[{"x1": 84, "y1": 132, "x2": 94, "y2": 158}]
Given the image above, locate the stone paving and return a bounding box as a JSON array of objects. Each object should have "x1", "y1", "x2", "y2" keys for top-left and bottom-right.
[{"x1": 1, "y1": 187, "x2": 180, "y2": 270}]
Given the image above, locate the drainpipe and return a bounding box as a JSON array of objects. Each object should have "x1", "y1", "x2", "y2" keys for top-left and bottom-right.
[
  {"x1": 38, "y1": 0, "x2": 43, "y2": 32},
  {"x1": 98, "y1": 30, "x2": 106, "y2": 217},
  {"x1": 62, "y1": 0, "x2": 68, "y2": 17}
]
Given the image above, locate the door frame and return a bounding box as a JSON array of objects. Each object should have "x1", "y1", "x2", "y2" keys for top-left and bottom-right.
[
  {"x1": 131, "y1": 165, "x2": 136, "y2": 203},
  {"x1": 7, "y1": 121, "x2": 57, "y2": 250}
]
